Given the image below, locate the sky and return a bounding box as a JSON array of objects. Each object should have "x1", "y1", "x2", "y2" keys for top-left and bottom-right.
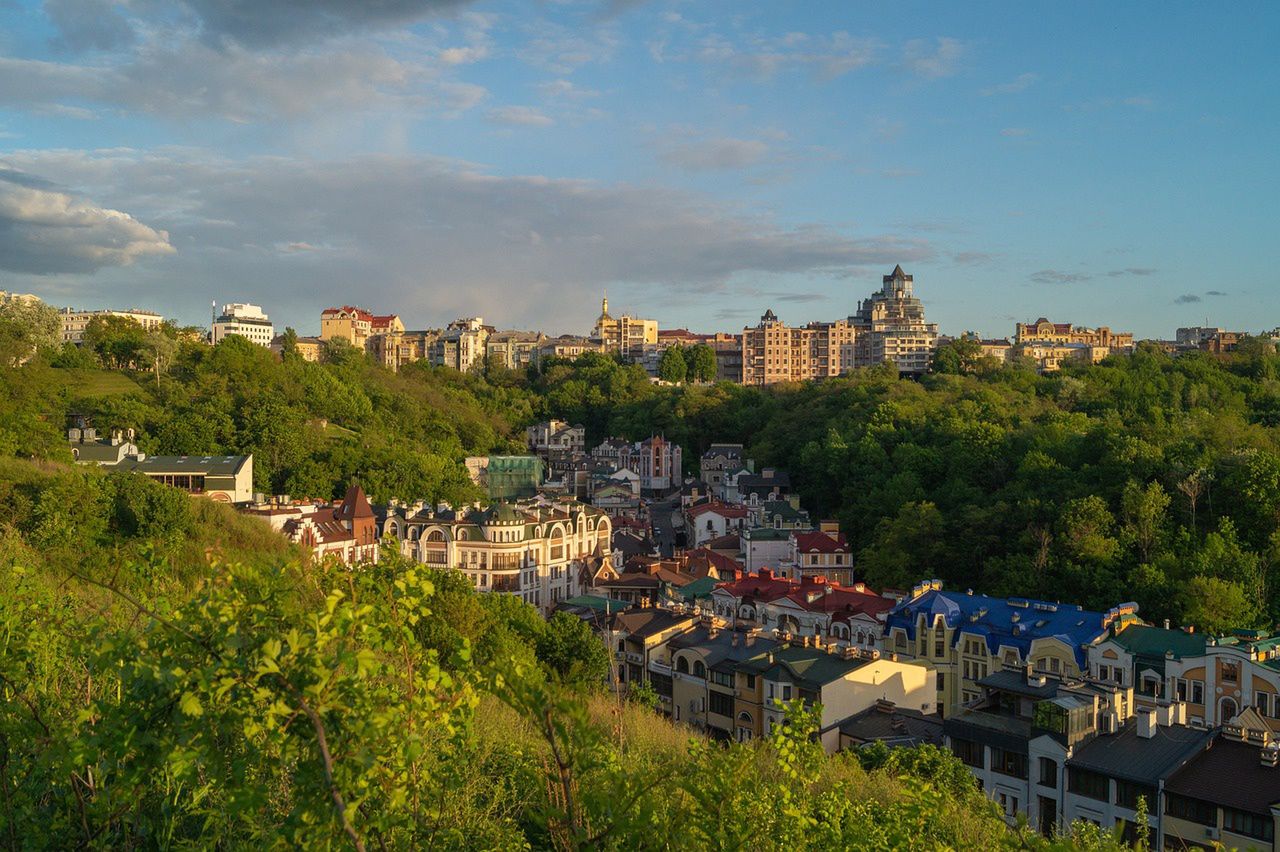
[{"x1": 0, "y1": 0, "x2": 1277, "y2": 339}]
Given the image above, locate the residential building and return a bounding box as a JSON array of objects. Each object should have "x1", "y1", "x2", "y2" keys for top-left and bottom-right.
[
  {"x1": 1175, "y1": 326, "x2": 1226, "y2": 349},
  {"x1": 884, "y1": 580, "x2": 1140, "y2": 715},
  {"x1": 1018, "y1": 341, "x2": 1110, "y2": 373},
  {"x1": 486, "y1": 330, "x2": 545, "y2": 370},
  {"x1": 734, "y1": 640, "x2": 936, "y2": 751},
  {"x1": 709, "y1": 570, "x2": 895, "y2": 652},
  {"x1": 432, "y1": 317, "x2": 492, "y2": 373},
  {"x1": 978, "y1": 338, "x2": 1014, "y2": 363},
  {"x1": 465, "y1": 455, "x2": 545, "y2": 500},
  {"x1": 686, "y1": 502, "x2": 751, "y2": 547},
  {"x1": 741, "y1": 527, "x2": 793, "y2": 572},
  {"x1": 212, "y1": 303, "x2": 274, "y2": 347},
  {"x1": 382, "y1": 497, "x2": 612, "y2": 615},
  {"x1": 66, "y1": 424, "x2": 138, "y2": 465},
  {"x1": 60, "y1": 307, "x2": 164, "y2": 344},
  {"x1": 740, "y1": 310, "x2": 857, "y2": 386},
  {"x1": 538, "y1": 334, "x2": 603, "y2": 361},
  {"x1": 837, "y1": 700, "x2": 944, "y2": 751},
  {"x1": 849, "y1": 265, "x2": 939, "y2": 374},
  {"x1": 529, "y1": 420, "x2": 587, "y2": 456},
  {"x1": 1199, "y1": 330, "x2": 1247, "y2": 354},
  {"x1": 700, "y1": 444, "x2": 750, "y2": 497},
  {"x1": 368, "y1": 328, "x2": 436, "y2": 371},
  {"x1": 710, "y1": 333, "x2": 745, "y2": 383},
  {"x1": 1162, "y1": 714, "x2": 1280, "y2": 851},
  {"x1": 605, "y1": 607, "x2": 699, "y2": 700},
  {"x1": 615, "y1": 435, "x2": 682, "y2": 493},
  {"x1": 270, "y1": 334, "x2": 324, "y2": 362},
  {"x1": 244, "y1": 485, "x2": 380, "y2": 566},
  {"x1": 727, "y1": 467, "x2": 790, "y2": 503},
  {"x1": 591, "y1": 296, "x2": 657, "y2": 358},
  {"x1": 1014, "y1": 317, "x2": 1134, "y2": 352},
  {"x1": 787, "y1": 524, "x2": 854, "y2": 585},
  {"x1": 0, "y1": 290, "x2": 42, "y2": 305},
  {"x1": 320, "y1": 306, "x2": 375, "y2": 348},
  {"x1": 667, "y1": 626, "x2": 779, "y2": 740}
]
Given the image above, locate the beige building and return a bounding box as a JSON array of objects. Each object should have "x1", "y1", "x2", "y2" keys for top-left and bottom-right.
[
  {"x1": 369, "y1": 329, "x2": 437, "y2": 371},
  {"x1": 383, "y1": 497, "x2": 612, "y2": 615},
  {"x1": 591, "y1": 297, "x2": 657, "y2": 358},
  {"x1": 486, "y1": 330, "x2": 546, "y2": 370},
  {"x1": 212, "y1": 303, "x2": 273, "y2": 347},
  {"x1": 741, "y1": 310, "x2": 858, "y2": 386},
  {"x1": 60, "y1": 307, "x2": 164, "y2": 344},
  {"x1": 432, "y1": 317, "x2": 492, "y2": 373},
  {"x1": 320, "y1": 306, "x2": 375, "y2": 348},
  {"x1": 1014, "y1": 317, "x2": 1134, "y2": 352},
  {"x1": 850, "y1": 265, "x2": 939, "y2": 374},
  {"x1": 270, "y1": 334, "x2": 324, "y2": 362},
  {"x1": 538, "y1": 334, "x2": 603, "y2": 361}
]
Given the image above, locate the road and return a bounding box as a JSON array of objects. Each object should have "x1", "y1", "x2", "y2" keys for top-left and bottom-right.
[{"x1": 649, "y1": 497, "x2": 682, "y2": 557}]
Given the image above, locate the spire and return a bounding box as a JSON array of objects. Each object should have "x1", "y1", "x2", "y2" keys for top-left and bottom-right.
[{"x1": 890, "y1": 264, "x2": 906, "y2": 279}]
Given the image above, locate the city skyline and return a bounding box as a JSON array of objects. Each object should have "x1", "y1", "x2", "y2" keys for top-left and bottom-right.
[{"x1": 1, "y1": 1, "x2": 1277, "y2": 338}]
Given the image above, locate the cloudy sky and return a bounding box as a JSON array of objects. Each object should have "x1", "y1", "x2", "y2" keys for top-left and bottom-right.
[{"x1": 1, "y1": 1, "x2": 1277, "y2": 338}]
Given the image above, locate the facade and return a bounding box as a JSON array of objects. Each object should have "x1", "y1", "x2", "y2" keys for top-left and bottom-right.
[
  {"x1": 591, "y1": 297, "x2": 658, "y2": 358},
  {"x1": 60, "y1": 307, "x2": 164, "y2": 344},
  {"x1": 270, "y1": 334, "x2": 324, "y2": 362},
  {"x1": 212, "y1": 303, "x2": 274, "y2": 347},
  {"x1": 1014, "y1": 317, "x2": 1134, "y2": 352},
  {"x1": 787, "y1": 525, "x2": 854, "y2": 585},
  {"x1": 244, "y1": 486, "x2": 380, "y2": 566},
  {"x1": 320, "y1": 306, "x2": 375, "y2": 348},
  {"x1": 529, "y1": 420, "x2": 586, "y2": 456},
  {"x1": 615, "y1": 435, "x2": 682, "y2": 493},
  {"x1": 884, "y1": 581, "x2": 1140, "y2": 715},
  {"x1": 1018, "y1": 341, "x2": 1110, "y2": 373},
  {"x1": 741, "y1": 527, "x2": 792, "y2": 572},
  {"x1": 687, "y1": 502, "x2": 750, "y2": 546},
  {"x1": 710, "y1": 333, "x2": 744, "y2": 383},
  {"x1": 383, "y1": 497, "x2": 612, "y2": 615},
  {"x1": 465, "y1": 455, "x2": 545, "y2": 500},
  {"x1": 486, "y1": 331, "x2": 545, "y2": 371},
  {"x1": 700, "y1": 444, "x2": 750, "y2": 497},
  {"x1": 849, "y1": 266, "x2": 939, "y2": 374},
  {"x1": 68, "y1": 425, "x2": 253, "y2": 503},
  {"x1": 1175, "y1": 326, "x2": 1226, "y2": 349},
  {"x1": 368, "y1": 329, "x2": 436, "y2": 371},
  {"x1": 741, "y1": 310, "x2": 858, "y2": 386},
  {"x1": 538, "y1": 334, "x2": 603, "y2": 361},
  {"x1": 432, "y1": 317, "x2": 492, "y2": 373}
]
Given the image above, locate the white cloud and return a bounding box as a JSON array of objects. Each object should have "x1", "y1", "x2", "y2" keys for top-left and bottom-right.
[
  {"x1": 659, "y1": 136, "x2": 768, "y2": 171},
  {"x1": 901, "y1": 37, "x2": 966, "y2": 79},
  {"x1": 1000, "y1": 127, "x2": 1030, "y2": 137},
  {"x1": 0, "y1": 166, "x2": 174, "y2": 274},
  {"x1": 981, "y1": 72, "x2": 1038, "y2": 96},
  {"x1": 487, "y1": 105, "x2": 554, "y2": 126},
  {"x1": 2, "y1": 149, "x2": 935, "y2": 329}
]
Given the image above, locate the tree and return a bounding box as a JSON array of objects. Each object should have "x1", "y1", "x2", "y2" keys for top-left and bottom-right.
[
  {"x1": 931, "y1": 336, "x2": 986, "y2": 375},
  {"x1": 83, "y1": 315, "x2": 149, "y2": 369},
  {"x1": 1056, "y1": 496, "x2": 1120, "y2": 565},
  {"x1": 1180, "y1": 575, "x2": 1257, "y2": 634},
  {"x1": 1120, "y1": 480, "x2": 1170, "y2": 563},
  {"x1": 280, "y1": 326, "x2": 300, "y2": 359},
  {"x1": 657, "y1": 346, "x2": 688, "y2": 384},
  {"x1": 536, "y1": 612, "x2": 609, "y2": 686},
  {"x1": 688, "y1": 344, "x2": 717, "y2": 383},
  {"x1": 0, "y1": 297, "x2": 60, "y2": 367}
]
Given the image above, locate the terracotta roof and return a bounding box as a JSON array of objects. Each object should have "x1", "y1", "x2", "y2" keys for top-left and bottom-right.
[
  {"x1": 703, "y1": 532, "x2": 741, "y2": 550},
  {"x1": 335, "y1": 484, "x2": 375, "y2": 521},
  {"x1": 683, "y1": 547, "x2": 743, "y2": 580},
  {"x1": 688, "y1": 502, "x2": 750, "y2": 520},
  {"x1": 793, "y1": 530, "x2": 848, "y2": 554}
]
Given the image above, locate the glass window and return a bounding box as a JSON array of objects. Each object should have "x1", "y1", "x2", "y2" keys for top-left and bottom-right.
[
  {"x1": 1067, "y1": 767, "x2": 1109, "y2": 802},
  {"x1": 1165, "y1": 794, "x2": 1216, "y2": 827},
  {"x1": 1224, "y1": 807, "x2": 1274, "y2": 841},
  {"x1": 951, "y1": 738, "x2": 983, "y2": 768},
  {"x1": 1039, "y1": 757, "x2": 1057, "y2": 788},
  {"x1": 1114, "y1": 780, "x2": 1157, "y2": 810}
]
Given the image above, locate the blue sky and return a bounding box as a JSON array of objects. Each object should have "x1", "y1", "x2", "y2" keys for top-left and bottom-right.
[{"x1": 0, "y1": 0, "x2": 1276, "y2": 339}]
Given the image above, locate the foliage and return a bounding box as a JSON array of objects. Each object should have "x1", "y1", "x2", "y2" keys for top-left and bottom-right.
[
  {"x1": 658, "y1": 346, "x2": 688, "y2": 384},
  {"x1": 0, "y1": 297, "x2": 60, "y2": 367}
]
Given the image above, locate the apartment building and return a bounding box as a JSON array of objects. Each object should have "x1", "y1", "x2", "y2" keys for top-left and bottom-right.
[
  {"x1": 591, "y1": 296, "x2": 657, "y2": 358},
  {"x1": 243, "y1": 485, "x2": 380, "y2": 566},
  {"x1": 432, "y1": 317, "x2": 492, "y2": 372},
  {"x1": 849, "y1": 265, "x2": 939, "y2": 374},
  {"x1": 700, "y1": 444, "x2": 750, "y2": 498},
  {"x1": 786, "y1": 525, "x2": 854, "y2": 585},
  {"x1": 614, "y1": 435, "x2": 682, "y2": 493},
  {"x1": 60, "y1": 307, "x2": 164, "y2": 344},
  {"x1": 320, "y1": 306, "x2": 375, "y2": 348},
  {"x1": 884, "y1": 581, "x2": 1140, "y2": 715},
  {"x1": 270, "y1": 334, "x2": 324, "y2": 362},
  {"x1": 529, "y1": 420, "x2": 586, "y2": 456},
  {"x1": 212, "y1": 303, "x2": 274, "y2": 347},
  {"x1": 1015, "y1": 317, "x2": 1135, "y2": 352},
  {"x1": 486, "y1": 330, "x2": 545, "y2": 370},
  {"x1": 383, "y1": 497, "x2": 612, "y2": 615},
  {"x1": 741, "y1": 310, "x2": 856, "y2": 386}
]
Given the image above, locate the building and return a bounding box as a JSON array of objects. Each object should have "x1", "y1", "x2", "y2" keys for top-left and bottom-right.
[
  {"x1": 615, "y1": 436, "x2": 682, "y2": 493},
  {"x1": 68, "y1": 424, "x2": 253, "y2": 503},
  {"x1": 529, "y1": 420, "x2": 586, "y2": 456},
  {"x1": 1018, "y1": 341, "x2": 1109, "y2": 373},
  {"x1": 1014, "y1": 317, "x2": 1134, "y2": 352},
  {"x1": 884, "y1": 581, "x2": 1140, "y2": 715},
  {"x1": 700, "y1": 444, "x2": 750, "y2": 497},
  {"x1": 60, "y1": 307, "x2": 164, "y2": 344},
  {"x1": 591, "y1": 296, "x2": 657, "y2": 358},
  {"x1": 727, "y1": 467, "x2": 790, "y2": 504},
  {"x1": 368, "y1": 329, "x2": 436, "y2": 371},
  {"x1": 1162, "y1": 715, "x2": 1280, "y2": 851},
  {"x1": 244, "y1": 485, "x2": 380, "y2": 566},
  {"x1": 849, "y1": 266, "x2": 939, "y2": 374},
  {"x1": 270, "y1": 334, "x2": 324, "y2": 362},
  {"x1": 686, "y1": 502, "x2": 751, "y2": 547},
  {"x1": 486, "y1": 331, "x2": 545, "y2": 371},
  {"x1": 741, "y1": 527, "x2": 793, "y2": 572},
  {"x1": 787, "y1": 524, "x2": 854, "y2": 585},
  {"x1": 432, "y1": 317, "x2": 492, "y2": 373},
  {"x1": 465, "y1": 455, "x2": 545, "y2": 500},
  {"x1": 667, "y1": 626, "x2": 779, "y2": 741},
  {"x1": 1175, "y1": 326, "x2": 1226, "y2": 349},
  {"x1": 740, "y1": 310, "x2": 858, "y2": 386},
  {"x1": 382, "y1": 497, "x2": 612, "y2": 615},
  {"x1": 320, "y1": 306, "x2": 375, "y2": 349},
  {"x1": 837, "y1": 700, "x2": 944, "y2": 751},
  {"x1": 538, "y1": 335, "x2": 603, "y2": 361},
  {"x1": 709, "y1": 569, "x2": 895, "y2": 652},
  {"x1": 212, "y1": 303, "x2": 274, "y2": 347},
  {"x1": 710, "y1": 333, "x2": 744, "y2": 383}
]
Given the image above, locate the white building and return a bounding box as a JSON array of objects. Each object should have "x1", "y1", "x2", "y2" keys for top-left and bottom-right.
[
  {"x1": 212, "y1": 303, "x2": 274, "y2": 347},
  {"x1": 60, "y1": 307, "x2": 164, "y2": 344}
]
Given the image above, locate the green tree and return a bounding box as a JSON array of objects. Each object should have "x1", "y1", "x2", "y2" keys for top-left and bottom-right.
[
  {"x1": 931, "y1": 336, "x2": 986, "y2": 375},
  {"x1": 537, "y1": 612, "x2": 609, "y2": 686},
  {"x1": 83, "y1": 314, "x2": 150, "y2": 369},
  {"x1": 1120, "y1": 480, "x2": 1171, "y2": 563},
  {"x1": 1179, "y1": 575, "x2": 1257, "y2": 634},
  {"x1": 0, "y1": 297, "x2": 60, "y2": 367},
  {"x1": 658, "y1": 346, "x2": 688, "y2": 384},
  {"x1": 688, "y1": 344, "x2": 717, "y2": 382}
]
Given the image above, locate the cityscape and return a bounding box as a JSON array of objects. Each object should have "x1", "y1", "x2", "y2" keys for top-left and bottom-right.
[{"x1": 1, "y1": 1, "x2": 1278, "y2": 850}]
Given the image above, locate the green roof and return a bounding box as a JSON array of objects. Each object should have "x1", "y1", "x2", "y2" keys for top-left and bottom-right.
[
  {"x1": 1112, "y1": 625, "x2": 1206, "y2": 660},
  {"x1": 561, "y1": 595, "x2": 629, "y2": 613},
  {"x1": 738, "y1": 645, "x2": 864, "y2": 689},
  {"x1": 744, "y1": 527, "x2": 792, "y2": 541},
  {"x1": 676, "y1": 577, "x2": 719, "y2": 601}
]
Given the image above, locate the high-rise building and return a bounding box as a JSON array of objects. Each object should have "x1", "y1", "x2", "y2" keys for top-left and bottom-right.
[
  {"x1": 431, "y1": 317, "x2": 492, "y2": 372},
  {"x1": 740, "y1": 310, "x2": 856, "y2": 386},
  {"x1": 591, "y1": 296, "x2": 658, "y2": 358},
  {"x1": 212, "y1": 303, "x2": 274, "y2": 347},
  {"x1": 850, "y1": 265, "x2": 939, "y2": 374}
]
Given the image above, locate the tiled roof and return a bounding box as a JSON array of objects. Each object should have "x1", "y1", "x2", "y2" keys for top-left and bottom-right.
[
  {"x1": 608, "y1": 608, "x2": 695, "y2": 638},
  {"x1": 688, "y1": 502, "x2": 750, "y2": 520},
  {"x1": 1111, "y1": 624, "x2": 1206, "y2": 659},
  {"x1": 838, "y1": 702, "x2": 943, "y2": 747},
  {"x1": 1068, "y1": 722, "x2": 1213, "y2": 785},
  {"x1": 886, "y1": 587, "x2": 1132, "y2": 671},
  {"x1": 793, "y1": 530, "x2": 848, "y2": 553},
  {"x1": 1164, "y1": 735, "x2": 1280, "y2": 814},
  {"x1": 703, "y1": 533, "x2": 741, "y2": 550},
  {"x1": 738, "y1": 644, "x2": 867, "y2": 689}
]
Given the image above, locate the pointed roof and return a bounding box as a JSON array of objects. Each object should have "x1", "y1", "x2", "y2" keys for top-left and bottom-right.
[
  {"x1": 336, "y1": 484, "x2": 375, "y2": 521},
  {"x1": 889, "y1": 264, "x2": 906, "y2": 278}
]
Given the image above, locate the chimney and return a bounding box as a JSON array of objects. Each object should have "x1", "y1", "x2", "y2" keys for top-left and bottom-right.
[
  {"x1": 1164, "y1": 618, "x2": 1171, "y2": 630},
  {"x1": 1262, "y1": 743, "x2": 1279, "y2": 769},
  {"x1": 1137, "y1": 709, "x2": 1157, "y2": 739}
]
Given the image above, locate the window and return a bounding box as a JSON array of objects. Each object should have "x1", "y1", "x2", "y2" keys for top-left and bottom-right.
[
  {"x1": 1067, "y1": 767, "x2": 1109, "y2": 802},
  {"x1": 711, "y1": 670, "x2": 734, "y2": 688},
  {"x1": 1223, "y1": 807, "x2": 1274, "y2": 842},
  {"x1": 1165, "y1": 794, "x2": 1216, "y2": 827},
  {"x1": 1190, "y1": 679, "x2": 1205, "y2": 704},
  {"x1": 936, "y1": 672, "x2": 946, "y2": 692},
  {"x1": 934, "y1": 634, "x2": 946, "y2": 657},
  {"x1": 1175, "y1": 677, "x2": 1189, "y2": 701},
  {"x1": 1114, "y1": 780, "x2": 1156, "y2": 810},
  {"x1": 991, "y1": 747, "x2": 1028, "y2": 780},
  {"x1": 693, "y1": 661, "x2": 707, "y2": 679},
  {"x1": 997, "y1": 793, "x2": 1019, "y2": 818},
  {"x1": 1038, "y1": 757, "x2": 1057, "y2": 788},
  {"x1": 709, "y1": 691, "x2": 734, "y2": 716},
  {"x1": 676, "y1": 657, "x2": 689, "y2": 674},
  {"x1": 951, "y1": 737, "x2": 983, "y2": 768},
  {"x1": 744, "y1": 674, "x2": 756, "y2": 689},
  {"x1": 1222, "y1": 662, "x2": 1240, "y2": 683},
  {"x1": 895, "y1": 632, "x2": 907, "y2": 651}
]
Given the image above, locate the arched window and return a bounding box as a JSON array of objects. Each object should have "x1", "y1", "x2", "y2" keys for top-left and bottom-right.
[
  {"x1": 694, "y1": 661, "x2": 706, "y2": 679},
  {"x1": 676, "y1": 657, "x2": 689, "y2": 674},
  {"x1": 737, "y1": 711, "x2": 752, "y2": 724},
  {"x1": 427, "y1": 529, "x2": 445, "y2": 542}
]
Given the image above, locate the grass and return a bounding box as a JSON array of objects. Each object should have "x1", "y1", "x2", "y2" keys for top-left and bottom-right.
[{"x1": 55, "y1": 367, "x2": 153, "y2": 400}]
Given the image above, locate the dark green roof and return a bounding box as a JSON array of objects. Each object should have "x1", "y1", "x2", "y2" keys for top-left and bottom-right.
[
  {"x1": 676, "y1": 577, "x2": 719, "y2": 600},
  {"x1": 1112, "y1": 625, "x2": 1206, "y2": 659},
  {"x1": 743, "y1": 527, "x2": 792, "y2": 541},
  {"x1": 561, "y1": 595, "x2": 629, "y2": 613},
  {"x1": 738, "y1": 645, "x2": 866, "y2": 688},
  {"x1": 122, "y1": 455, "x2": 251, "y2": 476}
]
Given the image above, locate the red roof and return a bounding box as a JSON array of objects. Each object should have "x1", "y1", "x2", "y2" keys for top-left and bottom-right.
[
  {"x1": 703, "y1": 532, "x2": 741, "y2": 550},
  {"x1": 714, "y1": 568, "x2": 796, "y2": 604},
  {"x1": 715, "y1": 570, "x2": 893, "y2": 618},
  {"x1": 688, "y1": 502, "x2": 749, "y2": 520},
  {"x1": 370, "y1": 314, "x2": 400, "y2": 330},
  {"x1": 322, "y1": 306, "x2": 374, "y2": 322},
  {"x1": 683, "y1": 547, "x2": 743, "y2": 580},
  {"x1": 793, "y1": 530, "x2": 848, "y2": 554}
]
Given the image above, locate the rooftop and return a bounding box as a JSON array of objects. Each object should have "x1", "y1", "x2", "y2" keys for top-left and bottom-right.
[
  {"x1": 1068, "y1": 721, "x2": 1213, "y2": 785},
  {"x1": 1111, "y1": 624, "x2": 1207, "y2": 659},
  {"x1": 1164, "y1": 735, "x2": 1280, "y2": 814}
]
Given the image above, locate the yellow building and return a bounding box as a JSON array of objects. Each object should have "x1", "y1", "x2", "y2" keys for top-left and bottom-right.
[{"x1": 592, "y1": 297, "x2": 657, "y2": 358}]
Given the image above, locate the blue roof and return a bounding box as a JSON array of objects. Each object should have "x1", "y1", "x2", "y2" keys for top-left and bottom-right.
[{"x1": 885, "y1": 588, "x2": 1132, "y2": 670}]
